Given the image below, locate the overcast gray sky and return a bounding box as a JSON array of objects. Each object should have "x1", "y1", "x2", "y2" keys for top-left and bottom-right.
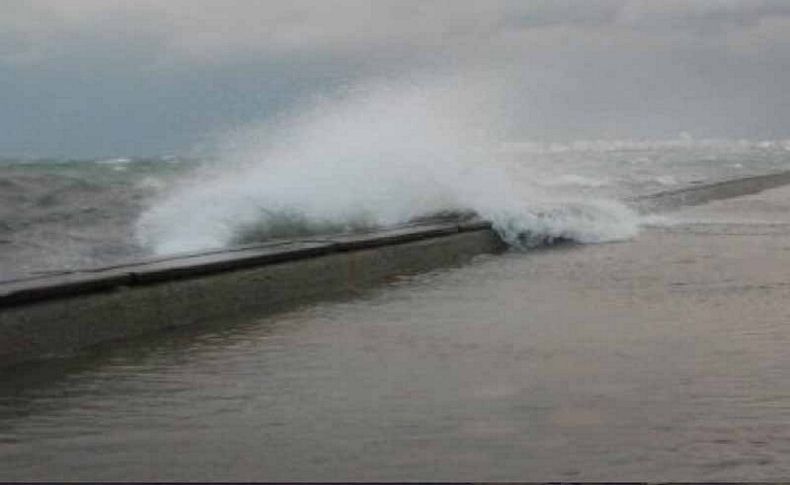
[{"x1": 3, "y1": 0, "x2": 790, "y2": 157}]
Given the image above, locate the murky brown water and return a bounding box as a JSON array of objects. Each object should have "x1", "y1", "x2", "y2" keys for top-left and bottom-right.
[{"x1": 4, "y1": 190, "x2": 790, "y2": 480}]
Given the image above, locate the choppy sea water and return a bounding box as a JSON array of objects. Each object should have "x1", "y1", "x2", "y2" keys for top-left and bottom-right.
[
  {"x1": 3, "y1": 139, "x2": 790, "y2": 280},
  {"x1": 0, "y1": 156, "x2": 190, "y2": 279}
]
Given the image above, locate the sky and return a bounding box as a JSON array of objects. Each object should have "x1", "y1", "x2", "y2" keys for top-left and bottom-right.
[{"x1": 3, "y1": 0, "x2": 790, "y2": 157}]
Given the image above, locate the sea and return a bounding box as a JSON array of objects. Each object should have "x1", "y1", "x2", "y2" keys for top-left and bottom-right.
[
  {"x1": 4, "y1": 137, "x2": 790, "y2": 480},
  {"x1": 3, "y1": 138, "x2": 790, "y2": 280}
]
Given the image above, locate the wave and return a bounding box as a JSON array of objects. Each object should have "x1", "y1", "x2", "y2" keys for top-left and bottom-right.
[
  {"x1": 135, "y1": 77, "x2": 639, "y2": 255},
  {"x1": 500, "y1": 136, "x2": 790, "y2": 155},
  {"x1": 95, "y1": 157, "x2": 133, "y2": 165}
]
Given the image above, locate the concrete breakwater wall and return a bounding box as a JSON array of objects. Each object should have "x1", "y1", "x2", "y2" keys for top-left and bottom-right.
[
  {"x1": 630, "y1": 169, "x2": 790, "y2": 213},
  {"x1": 0, "y1": 219, "x2": 505, "y2": 367},
  {"x1": 3, "y1": 169, "x2": 790, "y2": 368}
]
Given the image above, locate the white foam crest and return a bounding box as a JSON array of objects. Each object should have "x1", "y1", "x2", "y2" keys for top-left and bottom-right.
[
  {"x1": 135, "y1": 77, "x2": 639, "y2": 255},
  {"x1": 501, "y1": 137, "x2": 790, "y2": 155},
  {"x1": 537, "y1": 174, "x2": 611, "y2": 188},
  {"x1": 95, "y1": 157, "x2": 133, "y2": 165},
  {"x1": 653, "y1": 175, "x2": 678, "y2": 186}
]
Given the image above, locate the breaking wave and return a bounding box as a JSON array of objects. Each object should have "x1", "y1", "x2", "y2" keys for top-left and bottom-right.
[{"x1": 135, "y1": 77, "x2": 639, "y2": 255}]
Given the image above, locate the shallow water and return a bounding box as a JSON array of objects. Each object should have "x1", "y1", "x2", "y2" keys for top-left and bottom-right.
[{"x1": 4, "y1": 203, "x2": 790, "y2": 480}]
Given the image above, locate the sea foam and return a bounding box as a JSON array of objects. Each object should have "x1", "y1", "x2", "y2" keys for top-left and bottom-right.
[{"x1": 135, "y1": 77, "x2": 639, "y2": 255}]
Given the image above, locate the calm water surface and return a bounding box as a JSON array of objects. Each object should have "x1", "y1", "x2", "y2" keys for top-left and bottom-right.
[{"x1": 2, "y1": 227, "x2": 790, "y2": 480}]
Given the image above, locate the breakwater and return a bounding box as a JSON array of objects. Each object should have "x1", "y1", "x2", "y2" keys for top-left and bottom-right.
[
  {"x1": 3, "y1": 170, "x2": 790, "y2": 368},
  {"x1": 630, "y1": 169, "x2": 790, "y2": 213},
  {"x1": 0, "y1": 219, "x2": 504, "y2": 367}
]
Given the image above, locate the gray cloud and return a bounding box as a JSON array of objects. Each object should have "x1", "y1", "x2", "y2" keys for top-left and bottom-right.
[
  {"x1": 5, "y1": 0, "x2": 790, "y2": 65},
  {"x1": 2, "y1": 0, "x2": 790, "y2": 156}
]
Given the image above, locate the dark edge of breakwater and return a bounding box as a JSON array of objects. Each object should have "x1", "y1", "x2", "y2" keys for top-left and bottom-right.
[
  {"x1": 0, "y1": 217, "x2": 503, "y2": 367},
  {"x1": 3, "y1": 169, "x2": 790, "y2": 367},
  {"x1": 0, "y1": 218, "x2": 490, "y2": 308}
]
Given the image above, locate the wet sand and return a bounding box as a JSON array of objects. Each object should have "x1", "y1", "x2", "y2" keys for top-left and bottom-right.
[{"x1": 3, "y1": 186, "x2": 790, "y2": 480}]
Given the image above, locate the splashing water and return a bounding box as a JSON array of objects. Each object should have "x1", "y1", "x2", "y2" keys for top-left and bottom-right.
[{"x1": 135, "y1": 77, "x2": 639, "y2": 255}]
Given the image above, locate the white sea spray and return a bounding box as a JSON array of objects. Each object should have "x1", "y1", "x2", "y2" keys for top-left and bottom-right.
[{"x1": 135, "y1": 77, "x2": 639, "y2": 255}]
